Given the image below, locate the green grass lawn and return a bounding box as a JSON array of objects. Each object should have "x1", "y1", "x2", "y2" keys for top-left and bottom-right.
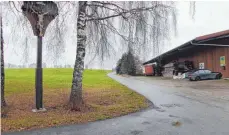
[
  {"x1": 2, "y1": 68, "x2": 149, "y2": 132},
  {"x1": 5, "y1": 69, "x2": 118, "y2": 95}
]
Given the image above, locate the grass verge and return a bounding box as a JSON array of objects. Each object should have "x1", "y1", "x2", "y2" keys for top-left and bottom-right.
[{"x1": 2, "y1": 69, "x2": 149, "y2": 132}]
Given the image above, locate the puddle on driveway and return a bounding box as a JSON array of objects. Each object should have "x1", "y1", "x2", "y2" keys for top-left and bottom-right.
[
  {"x1": 130, "y1": 130, "x2": 143, "y2": 135},
  {"x1": 160, "y1": 103, "x2": 183, "y2": 108},
  {"x1": 142, "y1": 121, "x2": 151, "y2": 125},
  {"x1": 155, "y1": 108, "x2": 166, "y2": 112},
  {"x1": 169, "y1": 114, "x2": 180, "y2": 118}
]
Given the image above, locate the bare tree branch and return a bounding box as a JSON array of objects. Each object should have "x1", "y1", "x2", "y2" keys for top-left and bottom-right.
[{"x1": 86, "y1": 5, "x2": 159, "y2": 21}]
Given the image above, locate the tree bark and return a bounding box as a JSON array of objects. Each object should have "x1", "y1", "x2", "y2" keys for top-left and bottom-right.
[
  {"x1": 69, "y1": 1, "x2": 87, "y2": 110},
  {"x1": 1, "y1": 14, "x2": 6, "y2": 107}
]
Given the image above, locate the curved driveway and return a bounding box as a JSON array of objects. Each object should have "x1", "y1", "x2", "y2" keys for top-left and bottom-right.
[{"x1": 3, "y1": 73, "x2": 229, "y2": 135}]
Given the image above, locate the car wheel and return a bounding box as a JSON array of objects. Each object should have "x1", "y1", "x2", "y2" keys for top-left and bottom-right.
[
  {"x1": 195, "y1": 76, "x2": 201, "y2": 81},
  {"x1": 215, "y1": 74, "x2": 222, "y2": 80}
]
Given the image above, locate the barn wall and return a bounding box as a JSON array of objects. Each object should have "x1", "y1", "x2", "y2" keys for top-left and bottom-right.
[{"x1": 177, "y1": 46, "x2": 229, "y2": 78}]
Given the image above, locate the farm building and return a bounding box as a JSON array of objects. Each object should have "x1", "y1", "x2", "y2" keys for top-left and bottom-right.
[{"x1": 143, "y1": 30, "x2": 229, "y2": 78}]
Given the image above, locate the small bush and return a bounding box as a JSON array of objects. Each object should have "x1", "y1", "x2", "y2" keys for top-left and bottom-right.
[{"x1": 116, "y1": 50, "x2": 142, "y2": 76}]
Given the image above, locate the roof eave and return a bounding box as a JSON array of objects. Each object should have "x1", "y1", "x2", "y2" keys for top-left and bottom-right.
[{"x1": 143, "y1": 40, "x2": 193, "y2": 65}]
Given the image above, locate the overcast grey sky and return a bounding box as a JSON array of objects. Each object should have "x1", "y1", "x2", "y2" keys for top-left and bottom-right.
[{"x1": 2, "y1": 1, "x2": 229, "y2": 69}]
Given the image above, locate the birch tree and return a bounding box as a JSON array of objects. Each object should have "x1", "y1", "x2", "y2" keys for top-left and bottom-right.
[
  {"x1": 69, "y1": 1, "x2": 194, "y2": 110},
  {"x1": 1, "y1": 6, "x2": 6, "y2": 107},
  {"x1": 69, "y1": 1, "x2": 87, "y2": 110}
]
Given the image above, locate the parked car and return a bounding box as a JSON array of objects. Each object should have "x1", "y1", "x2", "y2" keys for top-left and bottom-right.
[
  {"x1": 185, "y1": 69, "x2": 198, "y2": 78},
  {"x1": 188, "y1": 69, "x2": 222, "y2": 81}
]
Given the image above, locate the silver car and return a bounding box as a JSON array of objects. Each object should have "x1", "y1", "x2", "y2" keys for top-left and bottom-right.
[{"x1": 188, "y1": 69, "x2": 222, "y2": 81}]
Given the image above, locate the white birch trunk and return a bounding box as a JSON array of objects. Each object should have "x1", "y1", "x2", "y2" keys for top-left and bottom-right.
[
  {"x1": 1, "y1": 10, "x2": 6, "y2": 107},
  {"x1": 69, "y1": 1, "x2": 87, "y2": 110}
]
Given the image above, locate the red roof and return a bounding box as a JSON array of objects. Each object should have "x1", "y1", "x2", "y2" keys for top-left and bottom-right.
[{"x1": 195, "y1": 29, "x2": 229, "y2": 41}]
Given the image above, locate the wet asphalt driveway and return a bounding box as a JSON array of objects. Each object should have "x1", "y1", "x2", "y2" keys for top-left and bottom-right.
[{"x1": 3, "y1": 73, "x2": 229, "y2": 135}]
